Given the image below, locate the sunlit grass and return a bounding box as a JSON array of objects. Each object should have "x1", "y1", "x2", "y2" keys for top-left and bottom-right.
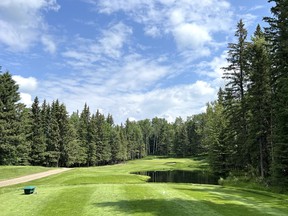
[
  {"x1": 0, "y1": 166, "x2": 54, "y2": 180},
  {"x1": 0, "y1": 157, "x2": 287, "y2": 216}
]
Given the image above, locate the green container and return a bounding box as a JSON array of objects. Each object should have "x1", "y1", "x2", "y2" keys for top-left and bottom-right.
[{"x1": 24, "y1": 186, "x2": 36, "y2": 195}]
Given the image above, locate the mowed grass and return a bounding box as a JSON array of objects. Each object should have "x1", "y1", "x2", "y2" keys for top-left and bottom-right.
[
  {"x1": 0, "y1": 157, "x2": 288, "y2": 216},
  {"x1": 0, "y1": 166, "x2": 54, "y2": 181}
]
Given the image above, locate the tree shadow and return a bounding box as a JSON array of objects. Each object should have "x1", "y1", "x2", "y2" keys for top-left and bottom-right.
[
  {"x1": 174, "y1": 186, "x2": 288, "y2": 211},
  {"x1": 94, "y1": 197, "x2": 281, "y2": 216}
]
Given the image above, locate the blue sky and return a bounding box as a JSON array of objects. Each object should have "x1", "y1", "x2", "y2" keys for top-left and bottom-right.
[{"x1": 0, "y1": 0, "x2": 272, "y2": 124}]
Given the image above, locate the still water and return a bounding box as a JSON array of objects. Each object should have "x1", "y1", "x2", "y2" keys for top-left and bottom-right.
[{"x1": 132, "y1": 170, "x2": 219, "y2": 185}]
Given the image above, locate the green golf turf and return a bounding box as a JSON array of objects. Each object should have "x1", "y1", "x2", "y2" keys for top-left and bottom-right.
[{"x1": 0, "y1": 158, "x2": 287, "y2": 216}]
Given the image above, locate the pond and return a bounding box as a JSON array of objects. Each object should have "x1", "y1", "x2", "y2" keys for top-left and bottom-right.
[{"x1": 131, "y1": 170, "x2": 219, "y2": 185}]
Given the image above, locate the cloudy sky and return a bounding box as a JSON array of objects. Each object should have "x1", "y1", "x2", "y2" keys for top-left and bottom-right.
[{"x1": 0, "y1": 0, "x2": 272, "y2": 123}]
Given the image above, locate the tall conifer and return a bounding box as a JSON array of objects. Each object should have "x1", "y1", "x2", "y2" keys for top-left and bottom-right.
[
  {"x1": 264, "y1": 0, "x2": 288, "y2": 187},
  {"x1": 0, "y1": 72, "x2": 22, "y2": 165}
]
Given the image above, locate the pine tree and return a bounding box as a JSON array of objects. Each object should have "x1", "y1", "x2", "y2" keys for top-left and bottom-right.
[
  {"x1": 222, "y1": 19, "x2": 250, "y2": 170},
  {"x1": 203, "y1": 99, "x2": 230, "y2": 176},
  {"x1": 30, "y1": 97, "x2": 46, "y2": 165},
  {"x1": 138, "y1": 119, "x2": 152, "y2": 155},
  {"x1": 45, "y1": 101, "x2": 61, "y2": 167},
  {"x1": 264, "y1": 0, "x2": 288, "y2": 188},
  {"x1": 16, "y1": 104, "x2": 32, "y2": 165},
  {"x1": 57, "y1": 103, "x2": 70, "y2": 167},
  {"x1": 246, "y1": 25, "x2": 271, "y2": 178},
  {"x1": 0, "y1": 71, "x2": 22, "y2": 165},
  {"x1": 78, "y1": 103, "x2": 90, "y2": 166},
  {"x1": 87, "y1": 114, "x2": 98, "y2": 166},
  {"x1": 186, "y1": 117, "x2": 201, "y2": 156},
  {"x1": 68, "y1": 112, "x2": 86, "y2": 166},
  {"x1": 95, "y1": 110, "x2": 111, "y2": 165},
  {"x1": 110, "y1": 126, "x2": 122, "y2": 164},
  {"x1": 173, "y1": 118, "x2": 189, "y2": 157}
]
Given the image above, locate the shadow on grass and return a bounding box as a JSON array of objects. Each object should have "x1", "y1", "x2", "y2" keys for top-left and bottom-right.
[
  {"x1": 94, "y1": 198, "x2": 279, "y2": 216},
  {"x1": 174, "y1": 186, "x2": 288, "y2": 211}
]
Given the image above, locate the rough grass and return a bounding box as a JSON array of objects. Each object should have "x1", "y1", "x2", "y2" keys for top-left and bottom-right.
[
  {"x1": 0, "y1": 166, "x2": 54, "y2": 180},
  {"x1": 0, "y1": 157, "x2": 287, "y2": 216}
]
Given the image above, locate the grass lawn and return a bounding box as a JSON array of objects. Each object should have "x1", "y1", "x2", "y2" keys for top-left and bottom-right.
[
  {"x1": 0, "y1": 157, "x2": 287, "y2": 216},
  {"x1": 0, "y1": 166, "x2": 54, "y2": 181}
]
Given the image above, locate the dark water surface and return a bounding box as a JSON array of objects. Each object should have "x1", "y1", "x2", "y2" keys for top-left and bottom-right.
[{"x1": 132, "y1": 170, "x2": 219, "y2": 185}]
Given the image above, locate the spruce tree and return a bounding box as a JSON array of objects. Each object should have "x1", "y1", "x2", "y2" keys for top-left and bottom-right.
[
  {"x1": 87, "y1": 114, "x2": 98, "y2": 166},
  {"x1": 202, "y1": 99, "x2": 229, "y2": 176},
  {"x1": 68, "y1": 112, "x2": 86, "y2": 166},
  {"x1": 78, "y1": 103, "x2": 90, "y2": 166},
  {"x1": 222, "y1": 19, "x2": 250, "y2": 170},
  {"x1": 95, "y1": 110, "x2": 111, "y2": 165},
  {"x1": 0, "y1": 71, "x2": 22, "y2": 165},
  {"x1": 246, "y1": 25, "x2": 271, "y2": 178},
  {"x1": 57, "y1": 103, "x2": 70, "y2": 167},
  {"x1": 17, "y1": 104, "x2": 32, "y2": 165},
  {"x1": 264, "y1": 0, "x2": 288, "y2": 187},
  {"x1": 45, "y1": 101, "x2": 61, "y2": 167},
  {"x1": 30, "y1": 97, "x2": 46, "y2": 165}
]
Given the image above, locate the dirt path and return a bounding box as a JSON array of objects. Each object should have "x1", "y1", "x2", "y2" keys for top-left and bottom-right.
[{"x1": 0, "y1": 168, "x2": 72, "y2": 187}]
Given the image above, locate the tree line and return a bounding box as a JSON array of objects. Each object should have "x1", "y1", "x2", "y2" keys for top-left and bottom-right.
[
  {"x1": 202, "y1": 0, "x2": 288, "y2": 190},
  {"x1": 0, "y1": 0, "x2": 287, "y2": 190},
  {"x1": 0, "y1": 72, "x2": 205, "y2": 167}
]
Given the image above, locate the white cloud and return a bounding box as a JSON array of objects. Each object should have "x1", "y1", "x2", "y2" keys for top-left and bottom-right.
[
  {"x1": 19, "y1": 92, "x2": 33, "y2": 107},
  {"x1": 37, "y1": 73, "x2": 217, "y2": 124},
  {"x1": 12, "y1": 75, "x2": 38, "y2": 92},
  {"x1": 93, "y1": 0, "x2": 233, "y2": 53},
  {"x1": 62, "y1": 22, "x2": 132, "y2": 69},
  {"x1": 144, "y1": 26, "x2": 161, "y2": 37},
  {"x1": 173, "y1": 23, "x2": 212, "y2": 50},
  {"x1": 97, "y1": 22, "x2": 132, "y2": 58},
  {"x1": 105, "y1": 55, "x2": 170, "y2": 92},
  {"x1": 0, "y1": 0, "x2": 60, "y2": 51},
  {"x1": 249, "y1": 5, "x2": 265, "y2": 11},
  {"x1": 41, "y1": 35, "x2": 57, "y2": 54},
  {"x1": 195, "y1": 51, "x2": 228, "y2": 87}
]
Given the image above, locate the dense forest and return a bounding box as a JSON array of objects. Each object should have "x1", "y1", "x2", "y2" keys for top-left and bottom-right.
[{"x1": 0, "y1": 0, "x2": 287, "y2": 190}]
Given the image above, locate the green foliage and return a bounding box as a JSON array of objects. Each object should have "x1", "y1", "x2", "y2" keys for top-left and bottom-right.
[
  {"x1": 222, "y1": 19, "x2": 250, "y2": 170},
  {"x1": 0, "y1": 72, "x2": 22, "y2": 165},
  {"x1": 246, "y1": 25, "x2": 272, "y2": 178},
  {"x1": 29, "y1": 97, "x2": 46, "y2": 166},
  {"x1": 264, "y1": 0, "x2": 288, "y2": 189},
  {"x1": 1, "y1": 1, "x2": 288, "y2": 193}
]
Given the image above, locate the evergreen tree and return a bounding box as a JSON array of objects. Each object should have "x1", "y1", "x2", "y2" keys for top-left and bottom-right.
[
  {"x1": 57, "y1": 103, "x2": 70, "y2": 167},
  {"x1": 125, "y1": 119, "x2": 144, "y2": 159},
  {"x1": 45, "y1": 101, "x2": 61, "y2": 167},
  {"x1": 16, "y1": 104, "x2": 32, "y2": 165},
  {"x1": 78, "y1": 103, "x2": 90, "y2": 165},
  {"x1": 173, "y1": 123, "x2": 189, "y2": 157},
  {"x1": 29, "y1": 97, "x2": 46, "y2": 165},
  {"x1": 119, "y1": 124, "x2": 128, "y2": 161},
  {"x1": 0, "y1": 72, "x2": 22, "y2": 165},
  {"x1": 158, "y1": 121, "x2": 174, "y2": 156},
  {"x1": 87, "y1": 114, "x2": 98, "y2": 166},
  {"x1": 186, "y1": 117, "x2": 201, "y2": 156},
  {"x1": 138, "y1": 119, "x2": 152, "y2": 155},
  {"x1": 110, "y1": 126, "x2": 122, "y2": 164},
  {"x1": 264, "y1": 0, "x2": 288, "y2": 187},
  {"x1": 246, "y1": 25, "x2": 272, "y2": 178},
  {"x1": 222, "y1": 19, "x2": 250, "y2": 170},
  {"x1": 68, "y1": 112, "x2": 86, "y2": 166},
  {"x1": 96, "y1": 110, "x2": 111, "y2": 165},
  {"x1": 202, "y1": 99, "x2": 230, "y2": 176}
]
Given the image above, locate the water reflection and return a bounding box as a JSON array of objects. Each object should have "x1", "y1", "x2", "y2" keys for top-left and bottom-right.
[{"x1": 132, "y1": 170, "x2": 218, "y2": 185}]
